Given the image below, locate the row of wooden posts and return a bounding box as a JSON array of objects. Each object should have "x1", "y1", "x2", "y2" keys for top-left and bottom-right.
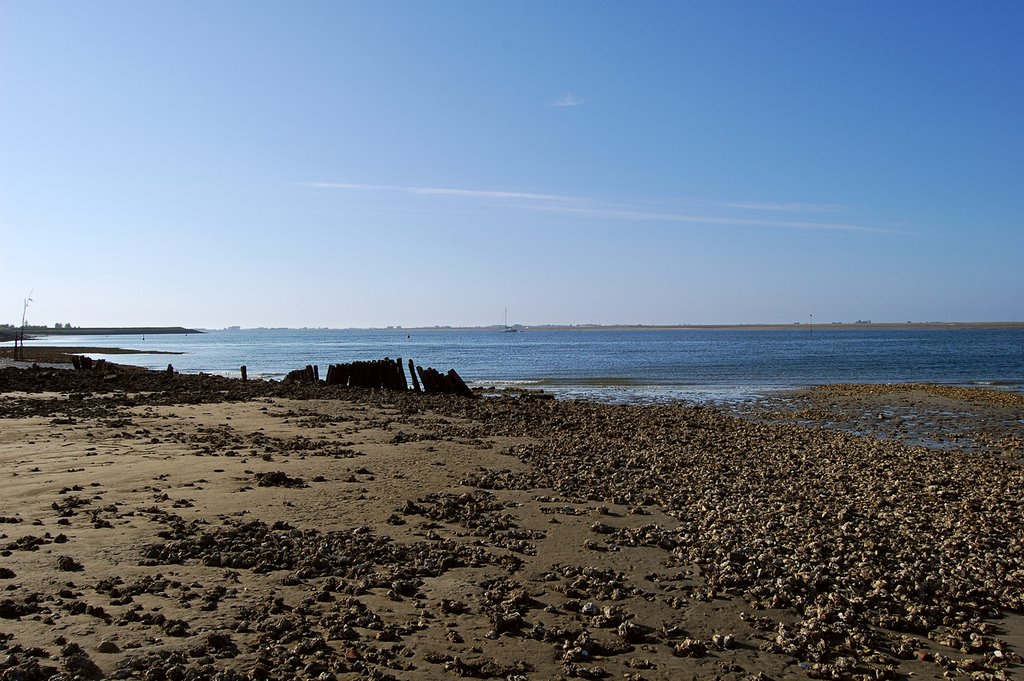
[
  {"x1": 73, "y1": 355, "x2": 173, "y2": 376},
  {"x1": 71, "y1": 355, "x2": 107, "y2": 371},
  {"x1": 278, "y1": 357, "x2": 475, "y2": 398},
  {"x1": 70, "y1": 353, "x2": 472, "y2": 399}
]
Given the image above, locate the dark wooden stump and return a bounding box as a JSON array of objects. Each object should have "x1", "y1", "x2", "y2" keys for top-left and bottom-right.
[
  {"x1": 240, "y1": 365, "x2": 247, "y2": 381},
  {"x1": 447, "y1": 369, "x2": 475, "y2": 398},
  {"x1": 416, "y1": 365, "x2": 431, "y2": 393},
  {"x1": 352, "y1": 361, "x2": 366, "y2": 388},
  {"x1": 396, "y1": 358, "x2": 409, "y2": 391},
  {"x1": 408, "y1": 359, "x2": 421, "y2": 392},
  {"x1": 435, "y1": 369, "x2": 455, "y2": 394}
]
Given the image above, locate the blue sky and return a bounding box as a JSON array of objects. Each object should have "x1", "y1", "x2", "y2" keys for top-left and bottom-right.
[{"x1": 2, "y1": 1, "x2": 1022, "y2": 327}]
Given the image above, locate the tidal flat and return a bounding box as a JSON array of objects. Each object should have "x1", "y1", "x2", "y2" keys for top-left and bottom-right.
[{"x1": 0, "y1": 365, "x2": 1021, "y2": 680}]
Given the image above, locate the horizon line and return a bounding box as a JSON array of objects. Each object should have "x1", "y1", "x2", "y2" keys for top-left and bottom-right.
[
  {"x1": 8, "y1": 321, "x2": 1020, "y2": 339},
  {"x1": 197, "y1": 320, "x2": 1024, "y2": 331}
]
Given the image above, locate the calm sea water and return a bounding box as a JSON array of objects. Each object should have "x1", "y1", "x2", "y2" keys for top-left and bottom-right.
[{"x1": 23, "y1": 328, "x2": 1024, "y2": 403}]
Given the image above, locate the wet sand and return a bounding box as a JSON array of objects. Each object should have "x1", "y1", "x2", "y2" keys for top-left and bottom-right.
[
  {"x1": 0, "y1": 346, "x2": 179, "y2": 369},
  {"x1": 742, "y1": 383, "x2": 1024, "y2": 459},
  {"x1": 1, "y1": 365, "x2": 1022, "y2": 680}
]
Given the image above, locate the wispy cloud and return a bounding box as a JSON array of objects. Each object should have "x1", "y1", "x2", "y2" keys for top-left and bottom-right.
[
  {"x1": 523, "y1": 204, "x2": 903, "y2": 234},
  {"x1": 306, "y1": 182, "x2": 576, "y2": 203},
  {"x1": 722, "y1": 201, "x2": 843, "y2": 213},
  {"x1": 305, "y1": 182, "x2": 905, "y2": 234},
  {"x1": 553, "y1": 92, "x2": 584, "y2": 107}
]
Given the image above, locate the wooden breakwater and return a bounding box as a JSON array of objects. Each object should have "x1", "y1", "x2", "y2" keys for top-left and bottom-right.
[
  {"x1": 71, "y1": 355, "x2": 175, "y2": 376},
  {"x1": 282, "y1": 357, "x2": 474, "y2": 398},
  {"x1": 66, "y1": 353, "x2": 474, "y2": 398},
  {"x1": 71, "y1": 356, "x2": 108, "y2": 372}
]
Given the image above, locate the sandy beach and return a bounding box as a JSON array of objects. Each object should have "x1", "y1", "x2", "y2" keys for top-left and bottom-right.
[{"x1": 1, "y1": 363, "x2": 1022, "y2": 680}]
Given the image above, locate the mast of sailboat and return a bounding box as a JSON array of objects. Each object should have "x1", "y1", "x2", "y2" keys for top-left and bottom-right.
[{"x1": 502, "y1": 307, "x2": 517, "y2": 332}]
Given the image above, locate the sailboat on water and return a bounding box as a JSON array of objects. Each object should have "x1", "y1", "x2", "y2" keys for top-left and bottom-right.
[{"x1": 502, "y1": 308, "x2": 519, "y2": 333}]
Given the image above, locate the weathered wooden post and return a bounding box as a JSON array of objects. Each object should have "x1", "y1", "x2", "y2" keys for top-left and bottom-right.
[
  {"x1": 423, "y1": 367, "x2": 447, "y2": 394},
  {"x1": 447, "y1": 369, "x2": 474, "y2": 398},
  {"x1": 166, "y1": 363, "x2": 174, "y2": 376},
  {"x1": 313, "y1": 365, "x2": 320, "y2": 381},
  {"x1": 396, "y1": 358, "x2": 409, "y2": 391},
  {"x1": 437, "y1": 369, "x2": 455, "y2": 394},
  {"x1": 388, "y1": 358, "x2": 401, "y2": 390},
  {"x1": 240, "y1": 365, "x2": 248, "y2": 381},
  {"x1": 416, "y1": 365, "x2": 430, "y2": 393},
  {"x1": 408, "y1": 359, "x2": 421, "y2": 392}
]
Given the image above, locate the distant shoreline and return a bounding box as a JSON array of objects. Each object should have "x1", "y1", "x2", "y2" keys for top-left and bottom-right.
[
  {"x1": 0, "y1": 326, "x2": 200, "y2": 342},
  {"x1": 512, "y1": 321, "x2": 1022, "y2": 332},
  {"x1": 364, "y1": 321, "x2": 1022, "y2": 332},
  {"x1": 29, "y1": 326, "x2": 200, "y2": 336},
  {"x1": 2, "y1": 322, "x2": 1019, "y2": 343}
]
